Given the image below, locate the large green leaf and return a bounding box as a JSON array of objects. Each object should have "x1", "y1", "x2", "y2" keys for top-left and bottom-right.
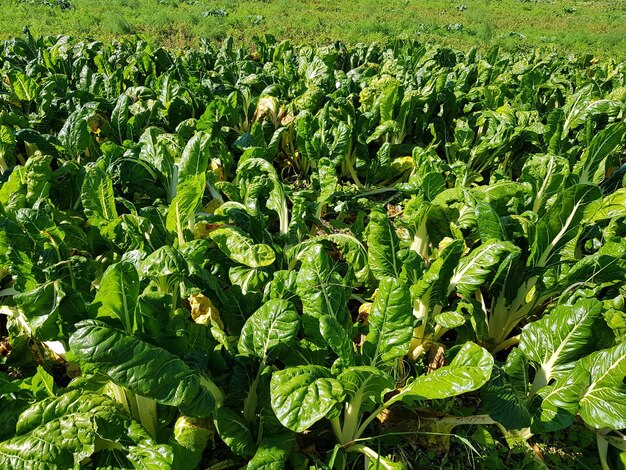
[
  {"x1": 82, "y1": 161, "x2": 118, "y2": 227},
  {"x1": 238, "y1": 299, "x2": 300, "y2": 361},
  {"x1": 319, "y1": 315, "x2": 355, "y2": 367},
  {"x1": 59, "y1": 103, "x2": 97, "y2": 159},
  {"x1": 210, "y1": 226, "x2": 276, "y2": 268},
  {"x1": 367, "y1": 209, "x2": 402, "y2": 280},
  {"x1": 69, "y1": 320, "x2": 216, "y2": 418},
  {"x1": 575, "y1": 122, "x2": 626, "y2": 184},
  {"x1": 296, "y1": 244, "x2": 351, "y2": 343},
  {"x1": 176, "y1": 132, "x2": 211, "y2": 187},
  {"x1": 449, "y1": 240, "x2": 519, "y2": 298},
  {"x1": 8, "y1": 71, "x2": 39, "y2": 102},
  {"x1": 412, "y1": 239, "x2": 464, "y2": 305},
  {"x1": 92, "y1": 262, "x2": 140, "y2": 332},
  {"x1": 520, "y1": 154, "x2": 570, "y2": 214},
  {"x1": 585, "y1": 189, "x2": 626, "y2": 223},
  {"x1": 0, "y1": 390, "x2": 128, "y2": 469},
  {"x1": 246, "y1": 432, "x2": 295, "y2": 470},
  {"x1": 270, "y1": 365, "x2": 344, "y2": 432},
  {"x1": 481, "y1": 348, "x2": 531, "y2": 430},
  {"x1": 237, "y1": 157, "x2": 289, "y2": 234},
  {"x1": 529, "y1": 184, "x2": 602, "y2": 268},
  {"x1": 532, "y1": 366, "x2": 589, "y2": 433},
  {"x1": 363, "y1": 277, "x2": 413, "y2": 365},
  {"x1": 392, "y1": 342, "x2": 493, "y2": 403},
  {"x1": 214, "y1": 407, "x2": 255, "y2": 457},
  {"x1": 166, "y1": 179, "x2": 205, "y2": 242},
  {"x1": 519, "y1": 298, "x2": 603, "y2": 387},
  {"x1": 578, "y1": 342, "x2": 626, "y2": 429},
  {"x1": 13, "y1": 280, "x2": 88, "y2": 341}
]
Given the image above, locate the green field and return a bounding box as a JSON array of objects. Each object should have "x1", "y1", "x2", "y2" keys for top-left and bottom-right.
[{"x1": 2, "y1": 0, "x2": 626, "y2": 57}]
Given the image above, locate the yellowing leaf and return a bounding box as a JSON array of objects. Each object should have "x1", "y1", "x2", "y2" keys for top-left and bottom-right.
[{"x1": 189, "y1": 293, "x2": 224, "y2": 329}]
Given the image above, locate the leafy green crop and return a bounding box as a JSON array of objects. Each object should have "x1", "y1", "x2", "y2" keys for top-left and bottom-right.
[{"x1": 1, "y1": 31, "x2": 626, "y2": 468}]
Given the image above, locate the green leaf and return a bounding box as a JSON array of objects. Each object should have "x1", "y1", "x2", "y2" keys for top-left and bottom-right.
[
  {"x1": 177, "y1": 132, "x2": 211, "y2": 186},
  {"x1": 450, "y1": 240, "x2": 520, "y2": 298},
  {"x1": 69, "y1": 320, "x2": 216, "y2": 418},
  {"x1": 210, "y1": 226, "x2": 276, "y2": 268},
  {"x1": 93, "y1": 262, "x2": 140, "y2": 332},
  {"x1": 319, "y1": 315, "x2": 355, "y2": 368},
  {"x1": 575, "y1": 122, "x2": 626, "y2": 184},
  {"x1": 0, "y1": 390, "x2": 128, "y2": 469},
  {"x1": 367, "y1": 209, "x2": 402, "y2": 280},
  {"x1": 578, "y1": 342, "x2": 626, "y2": 429},
  {"x1": 316, "y1": 156, "x2": 338, "y2": 216},
  {"x1": 125, "y1": 422, "x2": 175, "y2": 469},
  {"x1": 82, "y1": 161, "x2": 118, "y2": 227},
  {"x1": 481, "y1": 349, "x2": 531, "y2": 430},
  {"x1": 520, "y1": 154, "x2": 570, "y2": 215},
  {"x1": 238, "y1": 299, "x2": 300, "y2": 361},
  {"x1": 59, "y1": 103, "x2": 97, "y2": 158},
  {"x1": 412, "y1": 239, "x2": 464, "y2": 305},
  {"x1": 529, "y1": 184, "x2": 602, "y2": 268},
  {"x1": 519, "y1": 298, "x2": 604, "y2": 387},
  {"x1": 214, "y1": 407, "x2": 255, "y2": 457},
  {"x1": 474, "y1": 201, "x2": 505, "y2": 242},
  {"x1": 394, "y1": 342, "x2": 493, "y2": 402},
  {"x1": 237, "y1": 158, "x2": 289, "y2": 234},
  {"x1": 270, "y1": 365, "x2": 344, "y2": 432},
  {"x1": 363, "y1": 277, "x2": 413, "y2": 365},
  {"x1": 296, "y1": 244, "x2": 351, "y2": 343},
  {"x1": 14, "y1": 281, "x2": 88, "y2": 341},
  {"x1": 532, "y1": 366, "x2": 588, "y2": 433},
  {"x1": 8, "y1": 71, "x2": 39, "y2": 102},
  {"x1": 246, "y1": 432, "x2": 295, "y2": 470},
  {"x1": 585, "y1": 189, "x2": 626, "y2": 223}
]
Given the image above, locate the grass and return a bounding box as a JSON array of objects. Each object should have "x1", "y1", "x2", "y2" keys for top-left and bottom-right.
[{"x1": 1, "y1": 0, "x2": 625, "y2": 58}]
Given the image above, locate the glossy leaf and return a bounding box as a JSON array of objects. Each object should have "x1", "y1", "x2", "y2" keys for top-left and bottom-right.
[
  {"x1": 270, "y1": 365, "x2": 344, "y2": 432},
  {"x1": 393, "y1": 342, "x2": 493, "y2": 403},
  {"x1": 238, "y1": 299, "x2": 300, "y2": 360},
  {"x1": 69, "y1": 320, "x2": 216, "y2": 418},
  {"x1": 210, "y1": 226, "x2": 276, "y2": 268},
  {"x1": 363, "y1": 277, "x2": 413, "y2": 365}
]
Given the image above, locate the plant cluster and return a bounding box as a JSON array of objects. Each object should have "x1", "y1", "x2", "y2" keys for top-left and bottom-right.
[{"x1": 1, "y1": 31, "x2": 626, "y2": 468}]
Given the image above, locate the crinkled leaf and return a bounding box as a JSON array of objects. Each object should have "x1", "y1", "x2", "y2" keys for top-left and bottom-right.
[
  {"x1": 482, "y1": 348, "x2": 531, "y2": 430},
  {"x1": 210, "y1": 227, "x2": 275, "y2": 268},
  {"x1": 363, "y1": 277, "x2": 413, "y2": 365},
  {"x1": 270, "y1": 365, "x2": 344, "y2": 432},
  {"x1": 519, "y1": 298, "x2": 603, "y2": 384},
  {"x1": 69, "y1": 320, "x2": 215, "y2": 418},
  {"x1": 238, "y1": 299, "x2": 300, "y2": 361},
  {"x1": 82, "y1": 161, "x2": 118, "y2": 227},
  {"x1": 0, "y1": 390, "x2": 128, "y2": 469},
  {"x1": 393, "y1": 342, "x2": 493, "y2": 403},
  {"x1": 578, "y1": 342, "x2": 626, "y2": 429},
  {"x1": 450, "y1": 240, "x2": 519, "y2": 297},
  {"x1": 529, "y1": 184, "x2": 602, "y2": 268},
  {"x1": 246, "y1": 432, "x2": 295, "y2": 470}
]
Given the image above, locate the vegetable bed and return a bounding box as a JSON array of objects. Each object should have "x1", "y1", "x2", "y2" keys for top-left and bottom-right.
[{"x1": 1, "y1": 32, "x2": 626, "y2": 469}]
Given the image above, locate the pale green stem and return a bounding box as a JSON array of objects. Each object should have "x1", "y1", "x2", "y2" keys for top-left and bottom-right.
[
  {"x1": 135, "y1": 394, "x2": 159, "y2": 439},
  {"x1": 340, "y1": 395, "x2": 363, "y2": 445},
  {"x1": 597, "y1": 434, "x2": 611, "y2": 470},
  {"x1": 491, "y1": 334, "x2": 520, "y2": 355},
  {"x1": 331, "y1": 417, "x2": 344, "y2": 444},
  {"x1": 243, "y1": 361, "x2": 265, "y2": 422}
]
